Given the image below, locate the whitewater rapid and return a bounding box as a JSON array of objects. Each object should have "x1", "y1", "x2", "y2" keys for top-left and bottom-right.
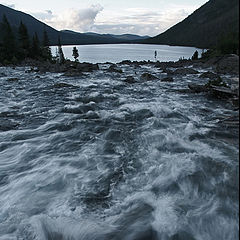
[{"x1": 0, "y1": 63, "x2": 239, "y2": 240}]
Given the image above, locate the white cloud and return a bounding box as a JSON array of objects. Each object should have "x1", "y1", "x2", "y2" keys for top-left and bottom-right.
[
  {"x1": 92, "y1": 7, "x2": 192, "y2": 36},
  {"x1": 31, "y1": 10, "x2": 53, "y2": 21},
  {"x1": 29, "y1": 4, "x2": 196, "y2": 36},
  {"x1": 43, "y1": 4, "x2": 103, "y2": 32},
  {"x1": 3, "y1": 3, "x2": 15, "y2": 9}
]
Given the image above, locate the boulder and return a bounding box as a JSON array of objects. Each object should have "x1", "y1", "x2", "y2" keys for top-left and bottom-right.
[
  {"x1": 174, "y1": 68, "x2": 199, "y2": 75},
  {"x1": 124, "y1": 76, "x2": 137, "y2": 84},
  {"x1": 210, "y1": 86, "x2": 238, "y2": 99},
  {"x1": 188, "y1": 83, "x2": 208, "y2": 93},
  {"x1": 0, "y1": 72, "x2": 7, "y2": 77},
  {"x1": 140, "y1": 73, "x2": 158, "y2": 81},
  {"x1": 162, "y1": 68, "x2": 174, "y2": 75},
  {"x1": 53, "y1": 82, "x2": 77, "y2": 88},
  {"x1": 199, "y1": 71, "x2": 219, "y2": 80},
  {"x1": 120, "y1": 60, "x2": 132, "y2": 65},
  {"x1": 7, "y1": 77, "x2": 19, "y2": 82},
  {"x1": 125, "y1": 109, "x2": 154, "y2": 121},
  {"x1": 108, "y1": 65, "x2": 123, "y2": 73},
  {"x1": 219, "y1": 115, "x2": 239, "y2": 128},
  {"x1": 76, "y1": 63, "x2": 99, "y2": 72},
  {"x1": 63, "y1": 70, "x2": 85, "y2": 77},
  {"x1": 216, "y1": 54, "x2": 239, "y2": 75},
  {"x1": 161, "y1": 77, "x2": 174, "y2": 82}
]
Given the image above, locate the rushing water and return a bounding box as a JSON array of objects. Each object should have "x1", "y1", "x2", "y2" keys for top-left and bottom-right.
[
  {"x1": 0, "y1": 63, "x2": 239, "y2": 240},
  {"x1": 51, "y1": 44, "x2": 201, "y2": 63}
]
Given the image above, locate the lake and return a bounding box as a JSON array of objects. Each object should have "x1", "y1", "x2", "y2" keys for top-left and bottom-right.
[{"x1": 51, "y1": 44, "x2": 201, "y2": 63}]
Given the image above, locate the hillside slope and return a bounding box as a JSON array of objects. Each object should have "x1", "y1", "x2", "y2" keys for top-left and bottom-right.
[
  {"x1": 144, "y1": 0, "x2": 239, "y2": 48},
  {"x1": 0, "y1": 4, "x2": 147, "y2": 45}
]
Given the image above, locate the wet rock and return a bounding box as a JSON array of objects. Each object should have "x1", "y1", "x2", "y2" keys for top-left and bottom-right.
[
  {"x1": 174, "y1": 68, "x2": 199, "y2": 75},
  {"x1": 7, "y1": 77, "x2": 19, "y2": 82},
  {"x1": 171, "y1": 231, "x2": 196, "y2": 240},
  {"x1": 219, "y1": 114, "x2": 239, "y2": 128},
  {"x1": 188, "y1": 83, "x2": 208, "y2": 93},
  {"x1": 63, "y1": 70, "x2": 85, "y2": 77},
  {"x1": 216, "y1": 54, "x2": 239, "y2": 75},
  {"x1": 124, "y1": 76, "x2": 137, "y2": 84},
  {"x1": 108, "y1": 65, "x2": 123, "y2": 73},
  {"x1": 120, "y1": 60, "x2": 132, "y2": 65},
  {"x1": 161, "y1": 76, "x2": 174, "y2": 82},
  {"x1": 199, "y1": 71, "x2": 219, "y2": 80},
  {"x1": 126, "y1": 109, "x2": 154, "y2": 121},
  {"x1": 0, "y1": 119, "x2": 19, "y2": 131},
  {"x1": 162, "y1": 68, "x2": 174, "y2": 75},
  {"x1": 105, "y1": 129, "x2": 122, "y2": 142},
  {"x1": 210, "y1": 86, "x2": 238, "y2": 99},
  {"x1": 76, "y1": 63, "x2": 99, "y2": 72},
  {"x1": 205, "y1": 77, "x2": 228, "y2": 88},
  {"x1": 231, "y1": 97, "x2": 239, "y2": 107},
  {"x1": 140, "y1": 73, "x2": 158, "y2": 81},
  {"x1": 25, "y1": 67, "x2": 39, "y2": 73},
  {"x1": 53, "y1": 82, "x2": 77, "y2": 88},
  {"x1": 0, "y1": 72, "x2": 6, "y2": 77}
]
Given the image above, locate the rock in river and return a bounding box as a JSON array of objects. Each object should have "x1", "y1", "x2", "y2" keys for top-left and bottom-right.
[
  {"x1": 161, "y1": 77, "x2": 174, "y2": 82},
  {"x1": 174, "y1": 68, "x2": 199, "y2": 75},
  {"x1": 140, "y1": 73, "x2": 158, "y2": 81}
]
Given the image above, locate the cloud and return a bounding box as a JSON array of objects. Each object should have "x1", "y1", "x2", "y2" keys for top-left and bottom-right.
[
  {"x1": 31, "y1": 10, "x2": 54, "y2": 21},
  {"x1": 92, "y1": 7, "x2": 191, "y2": 36},
  {"x1": 44, "y1": 4, "x2": 103, "y2": 32},
  {"x1": 3, "y1": 3, "x2": 15, "y2": 9},
  {"x1": 29, "y1": 4, "x2": 195, "y2": 36}
]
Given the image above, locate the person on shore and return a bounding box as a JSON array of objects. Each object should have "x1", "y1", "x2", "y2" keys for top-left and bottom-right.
[{"x1": 154, "y1": 50, "x2": 157, "y2": 60}]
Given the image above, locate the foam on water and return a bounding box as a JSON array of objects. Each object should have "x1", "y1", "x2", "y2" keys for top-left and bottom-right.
[{"x1": 0, "y1": 64, "x2": 239, "y2": 240}]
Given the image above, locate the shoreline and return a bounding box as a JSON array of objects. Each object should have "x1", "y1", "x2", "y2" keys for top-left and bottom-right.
[{"x1": 1, "y1": 54, "x2": 239, "y2": 111}]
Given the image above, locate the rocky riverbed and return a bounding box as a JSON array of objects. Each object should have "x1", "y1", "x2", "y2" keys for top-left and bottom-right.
[{"x1": 0, "y1": 54, "x2": 239, "y2": 240}]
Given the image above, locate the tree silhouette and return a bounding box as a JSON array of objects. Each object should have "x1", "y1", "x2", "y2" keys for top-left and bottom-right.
[
  {"x1": 42, "y1": 29, "x2": 52, "y2": 61},
  {"x1": 30, "y1": 32, "x2": 41, "y2": 58},
  {"x1": 72, "y1": 47, "x2": 79, "y2": 62},
  {"x1": 192, "y1": 50, "x2": 199, "y2": 60},
  {"x1": 0, "y1": 15, "x2": 16, "y2": 61},
  {"x1": 18, "y1": 21, "x2": 30, "y2": 59},
  {"x1": 57, "y1": 36, "x2": 65, "y2": 64}
]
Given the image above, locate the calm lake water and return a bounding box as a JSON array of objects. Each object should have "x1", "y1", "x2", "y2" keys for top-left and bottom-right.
[{"x1": 51, "y1": 44, "x2": 201, "y2": 63}]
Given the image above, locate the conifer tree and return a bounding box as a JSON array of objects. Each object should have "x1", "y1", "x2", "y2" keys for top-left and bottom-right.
[
  {"x1": 42, "y1": 29, "x2": 52, "y2": 61},
  {"x1": 192, "y1": 50, "x2": 199, "y2": 60},
  {"x1": 0, "y1": 15, "x2": 16, "y2": 62},
  {"x1": 30, "y1": 32, "x2": 41, "y2": 59},
  {"x1": 57, "y1": 36, "x2": 65, "y2": 64},
  {"x1": 18, "y1": 21, "x2": 30, "y2": 58},
  {"x1": 72, "y1": 47, "x2": 79, "y2": 62}
]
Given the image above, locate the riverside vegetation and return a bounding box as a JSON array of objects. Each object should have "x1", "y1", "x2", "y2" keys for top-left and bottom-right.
[{"x1": 0, "y1": 14, "x2": 239, "y2": 113}]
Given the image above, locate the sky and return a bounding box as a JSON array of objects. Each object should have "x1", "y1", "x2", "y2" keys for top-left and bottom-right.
[{"x1": 1, "y1": 0, "x2": 208, "y2": 36}]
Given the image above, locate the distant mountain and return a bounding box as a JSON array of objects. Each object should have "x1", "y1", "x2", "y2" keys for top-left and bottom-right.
[
  {"x1": 144, "y1": 0, "x2": 239, "y2": 48},
  {"x1": 85, "y1": 32, "x2": 150, "y2": 41},
  {"x1": 0, "y1": 4, "x2": 148, "y2": 45}
]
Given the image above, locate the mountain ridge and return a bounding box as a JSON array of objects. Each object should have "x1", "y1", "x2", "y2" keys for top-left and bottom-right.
[
  {"x1": 0, "y1": 4, "x2": 148, "y2": 45},
  {"x1": 143, "y1": 0, "x2": 239, "y2": 48}
]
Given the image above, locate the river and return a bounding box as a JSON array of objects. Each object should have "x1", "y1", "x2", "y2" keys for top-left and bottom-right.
[{"x1": 0, "y1": 62, "x2": 239, "y2": 240}]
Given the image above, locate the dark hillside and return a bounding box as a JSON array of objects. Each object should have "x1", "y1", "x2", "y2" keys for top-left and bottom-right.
[
  {"x1": 144, "y1": 0, "x2": 239, "y2": 48},
  {"x1": 0, "y1": 4, "x2": 147, "y2": 45}
]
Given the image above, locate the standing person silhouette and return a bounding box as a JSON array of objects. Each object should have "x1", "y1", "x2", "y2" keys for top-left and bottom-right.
[{"x1": 154, "y1": 50, "x2": 157, "y2": 60}]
